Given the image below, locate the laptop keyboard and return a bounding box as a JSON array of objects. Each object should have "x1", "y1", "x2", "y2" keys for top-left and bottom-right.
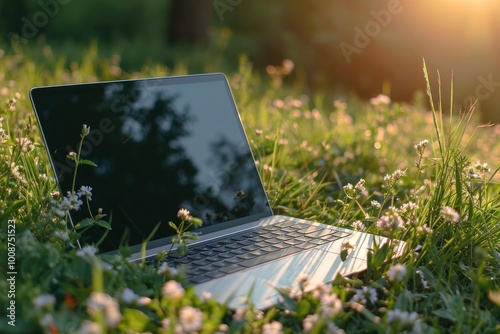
[{"x1": 148, "y1": 218, "x2": 352, "y2": 284}]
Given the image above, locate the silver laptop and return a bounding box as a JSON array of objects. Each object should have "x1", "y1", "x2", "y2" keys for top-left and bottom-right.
[{"x1": 30, "y1": 73, "x2": 404, "y2": 309}]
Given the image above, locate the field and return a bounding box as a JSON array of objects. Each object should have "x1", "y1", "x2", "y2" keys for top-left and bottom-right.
[{"x1": 0, "y1": 48, "x2": 499, "y2": 333}]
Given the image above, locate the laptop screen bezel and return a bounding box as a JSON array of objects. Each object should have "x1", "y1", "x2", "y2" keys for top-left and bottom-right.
[{"x1": 30, "y1": 73, "x2": 274, "y2": 254}]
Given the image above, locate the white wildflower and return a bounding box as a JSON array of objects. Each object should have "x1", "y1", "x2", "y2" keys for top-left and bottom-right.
[
  {"x1": 386, "y1": 309, "x2": 422, "y2": 333},
  {"x1": 53, "y1": 230, "x2": 70, "y2": 241},
  {"x1": 400, "y1": 202, "x2": 419, "y2": 216},
  {"x1": 416, "y1": 270, "x2": 430, "y2": 290},
  {"x1": 303, "y1": 314, "x2": 319, "y2": 333},
  {"x1": 178, "y1": 306, "x2": 204, "y2": 333},
  {"x1": 370, "y1": 94, "x2": 391, "y2": 106},
  {"x1": 320, "y1": 293, "x2": 343, "y2": 317},
  {"x1": 337, "y1": 219, "x2": 347, "y2": 226},
  {"x1": 15, "y1": 137, "x2": 35, "y2": 153},
  {"x1": 75, "y1": 320, "x2": 102, "y2": 334},
  {"x1": 417, "y1": 224, "x2": 433, "y2": 236},
  {"x1": 177, "y1": 208, "x2": 192, "y2": 221},
  {"x1": 137, "y1": 296, "x2": 151, "y2": 306},
  {"x1": 262, "y1": 321, "x2": 283, "y2": 334},
  {"x1": 233, "y1": 307, "x2": 247, "y2": 321},
  {"x1": 157, "y1": 261, "x2": 177, "y2": 276},
  {"x1": 333, "y1": 99, "x2": 347, "y2": 111},
  {"x1": 59, "y1": 191, "x2": 83, "y2": 211},
  {"x1": 388, "y1": 263, "x2": 407, "y2": 283},
  {"x1": 370, "y1": 200, "x2": 381, "y2": 209},
  {"x1": 87, "y1": 292, "x2": 122, "y2": 328},
  {"x1": 384, "y1": 169, "x2": 406, "y2": 188},
  {"x1": 121, "y1": 288, "x2": 139, "y2": 304},
  {"x1": 76, "y1": 245, "x2": 98, "y2": 258},
  {"x1": 413, "y1": 139, "x2": 429, "y2": 156},
  {"x1": 326, "y1": 322, "x2": 346, "y2": 334},
  {"x1": 377, "y1": 215, "x2": 406, "y2": 231},
  {"x1": 82, "y1": 124, "x2": 91, "y2": 136},
  {"x1": 343, "y1": 179, "x2": 366, "y2": 199},
  {"x1": 297, "y1": 273, "x2": 309, "y2": 285},
  {"x1": 351, "y1": 286, "x2": 378, "y2": 305},
  {"x1": 161, "y1": 280, "x2": 185, "y2": 299},
  {"x1": 77, "y1": 186, "x2": 93, "y2": 200},
  {"x1": 441, "y1": 206, "x2": 460, "y2": 223},
  {"x1": 33, "y1": 293, "x2": 56, "y2": 311},
  {"x1": 39, "y1": 313, "x2": 54, "y2": 328},
  {"x1": 352, "y1": 220, "x2": 366, "y2": 231}
]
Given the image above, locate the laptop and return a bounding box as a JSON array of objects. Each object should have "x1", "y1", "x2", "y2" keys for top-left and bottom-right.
[{"x1": 30, "y1": 73, "x2": 404, "y2": 309}]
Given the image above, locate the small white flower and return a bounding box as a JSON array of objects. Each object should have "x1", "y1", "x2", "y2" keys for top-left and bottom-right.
[
  {"x1": 416, "y1": 270, "x2": 430, "y2": 290},
  {"x1": 370, "y1": 200, "x2": 381, "y2": 209},
  {"x1": 157, "y1": 261, "x2": 177, "y2": 276},
  {"x1": 177, "y1": 208, "x2": 192, "y2": 221},
  {"x1": 77, "y1": 186, "x2": 93, "y2": 200},
  {"x1": 441, "y1": 206, "x2": 460, "y2": 223},
  {"x1": 337, "y1": 219, "x2": 347, "y2": 226},
  {"x1": 296, "y1": 273, "x2": 309, "y2": 285},
  {"x1": 39, "y1": 313, "x2": 54, "y2": 327},
  {"x1": 262, "y1": 321, "x2": 283, "y2": 334},
  {"x1": 369, "y1": 94, "x2": 391, "y2": 106},
  {"x1": 352, "y1": 220, "x2": 366, "y2": 231},
  {"x1": 473, "y1": 161, "x2": 490, "y2": 174},
  {"x1": 121, "y1": 288, "x2": 138, "y2": 304},
  {"x1": 350, "y1": 286, "x2": 378, "y2": 305},
  {"x1": 34, "y1": 293, "x2": 56, "y2": 311},
  {"x1": 388, "y1": 263, "x2": 407, "y2": 283},
  {"x1": 417, "y1": 224, "x2": 433, "y2": 236},
  {"x1": 137, "y1": 296, "x2": 152, "y2": 306},
  {"x1": 82, "y1": 124, "x2": 91, "y2": 136},
  {"x1": 178, "y1": 306, "x2": 204, "y2": 333},
  {"x1": 386, "y1": 309, "x2": 422, "y2": 333},
  {"x1": 59, "y1": 191, "x2": 83, "y2": 211},
  {"x1": 202, "y1": 291, "x2": 212, "y2": 301},
  {"x1": 303, "y1": 314, "x2": 319, "y2": 333},
  {"x1": 400, "y1": 202, "x2": 419, "y2": 216},
  {"x1": 86, "y1": 292, "x2": 122, "y2": 328},
  {"x1": 77, "y1": 245, "x2": 98, "y2": 258},
  {"x1": 75, "y1": 320, "x2": 101, "y2": 334},
  {"x1": 320, "y1": 293, "x2": 343, "y2": 317},
  {"x1": 384, "y1": 169, "x2": 406, "y2": 188},
  {"x1": 354, "y1": 179, "x2": 366, "y2": 193},
  {"x1": 413, "y1": 139, "x2": 429, "y2": 156},
  {"x1": 161, "y1": 280, "x2": 185, "y2": 299},
  {"x1": 54, "y1": 230, "x2": 70, "y2": 241},
  {"x1": 343, "y1": 179, "x2": 366, "y2": 199},
  {"x1": 232, "y1": 307, "x2": 247, "y2": 321},
  {"x1": 377, "y1": 215, "x2": 405, "y2": 231}
]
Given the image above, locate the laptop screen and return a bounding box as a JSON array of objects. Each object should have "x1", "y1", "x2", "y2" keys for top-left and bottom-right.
[{"x1": 31, "y1": 74, "x2": 272, "y2": 253}]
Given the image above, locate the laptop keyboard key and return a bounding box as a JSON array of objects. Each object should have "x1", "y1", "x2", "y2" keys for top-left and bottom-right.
[
  {"x1": 219, "y1": 264, "x2": 244, "y2": 274},
  {"x1": 240, "y1": 246, "x2": 302, "y2": 268},
  {"x1": 205, "y1": 271, "x2": 226, "y2": 279},
  {"x1": 190, "y1": 275, "x2": 211, "y2": 284},
  {"x1": 237, "y1": 253, "x2": 257, "y2": 260}
]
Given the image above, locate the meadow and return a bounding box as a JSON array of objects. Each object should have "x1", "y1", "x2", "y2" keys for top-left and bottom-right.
[{"x1": 0, "y1": 47, "x2": 499, "y2": 333}]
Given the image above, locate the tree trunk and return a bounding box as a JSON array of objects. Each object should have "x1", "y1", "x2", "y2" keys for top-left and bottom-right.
[{"x1": 168, "y1": 0, "x2": 213, "y2": 46}]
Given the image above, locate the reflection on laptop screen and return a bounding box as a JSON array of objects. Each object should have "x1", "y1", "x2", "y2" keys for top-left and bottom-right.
[{"x1": 31, "y1": 74, "x2": 272, "y2": 253}]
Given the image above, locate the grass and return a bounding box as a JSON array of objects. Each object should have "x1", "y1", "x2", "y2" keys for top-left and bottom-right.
[{"x1": 0, "y1": 47, "x2": 499, "y2": 333}]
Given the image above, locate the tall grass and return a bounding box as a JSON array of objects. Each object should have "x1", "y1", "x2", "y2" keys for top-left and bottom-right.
[{"x1": 0, "y1": 47, "x2": 499, "y2": 333}]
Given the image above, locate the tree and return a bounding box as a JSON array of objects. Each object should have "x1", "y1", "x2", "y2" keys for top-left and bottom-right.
[{"x1": 168, "y1": 0, "x2": 213, "y2": 46}]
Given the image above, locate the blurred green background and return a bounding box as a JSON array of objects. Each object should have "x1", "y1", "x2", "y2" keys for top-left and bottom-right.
[{"x1": 1, "y1": 0, "x2": 499, "y2": 123}]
